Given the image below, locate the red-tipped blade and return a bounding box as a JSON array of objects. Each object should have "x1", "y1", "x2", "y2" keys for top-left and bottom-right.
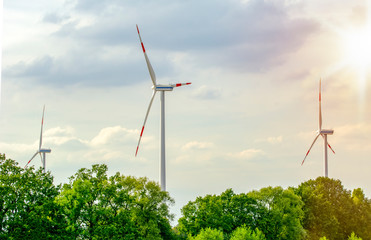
[
  {"x1": 25, "y1": 151, "x2": 39, "y2": 169},
  {"x1": 302, "y1": 133, "x2": 320, "y2": 165},
  {"x1": 136, "y1": 25, "x2": 156, "y2": 86},
  {"x1": 135, "y1": 90, "x2": 157, "y2": 156},
  {"x1": 327, "y1": 142, "x2": 335, "y2": 154},
  {"x1": 172, "y1": 82, "x2": 192, "y2": 87}
]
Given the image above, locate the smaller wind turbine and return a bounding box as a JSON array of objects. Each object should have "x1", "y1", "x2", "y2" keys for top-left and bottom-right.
[
  {"x1": 302, "y1": 79, "x2": 335, "y2": 177},
  {"x1": 25, "y1": 105, "x2": 51, "y2": 173}
]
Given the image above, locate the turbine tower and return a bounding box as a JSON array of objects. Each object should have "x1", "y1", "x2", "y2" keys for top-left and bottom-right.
[
  {"x1": 302, "y1": 79, "x2": 335, "y2": 177},
  {"x1": 135, "y1": 25, "x2": 191, "y2": 191},
  {"x1": 25, "y1": 105, "x2": 51, "y2": 173}
]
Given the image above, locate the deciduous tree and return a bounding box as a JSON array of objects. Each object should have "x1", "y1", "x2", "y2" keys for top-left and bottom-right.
[{"x1": 0, "y1": 156, "x2": 68, "y2": 239}]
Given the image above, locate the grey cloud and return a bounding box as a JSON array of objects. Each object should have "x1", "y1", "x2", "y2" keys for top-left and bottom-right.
[
  {"x1": 3, "y1": 53, "x2": 150, "y2": 87},
  {"x1": 61, "y1": 0, "x2": 319, "y2": 72},
  {"x1": 5, "y1": 0, "x2": 319, "y2": 87},
  {"x1": 43, "y1": 12, "x2": 70, "y2": 24}
]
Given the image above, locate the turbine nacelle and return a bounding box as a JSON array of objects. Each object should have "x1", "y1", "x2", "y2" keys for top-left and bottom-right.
[
  {"x1": 319, "y1": 129, "x2": 334, "y2": 135},
  {"x1": 153, "y1": 85, "x2": 174, "y2": 91},
  {"x1": 153, "y1": 83, "x2": 192, "y2": 91},
  {"x1": 39, "y1": 149, "x2": 52, "y2": 153}
]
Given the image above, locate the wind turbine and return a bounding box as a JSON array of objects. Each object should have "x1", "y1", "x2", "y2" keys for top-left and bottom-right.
[
  {"x1": 135, "y1": 25, "x2": 191, "y2": 191},
  {"x1": 25, "y1": 105, "x2": 51, "y2": 173},
  {"x1": 301, "y1": 79, "x2": 335, "y2": 177}
]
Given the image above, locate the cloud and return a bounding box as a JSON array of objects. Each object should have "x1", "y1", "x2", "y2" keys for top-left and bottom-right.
[
  {"x1": 90, "y1": 126, "x2": 138, "y2": 146},
  {"x1": 334, "y1": 123, "x2": 371, "y2": 151},
  {"x1": 3, "y1": 52, "x2": 146, "y2": 87},
  {"x1": 0, "y1": 142, "x2": 35, "y2": 153},
  {"x1": 255, "y1": 136, "x2": 283, "y2": 144},
  {"x1": 43, "y1": 12, "x2": 70, "y2": 24},
  {"x1": 181, "y1": 141, "x2": 214, "y2": 151},
  {"x1": 228, "y1": 148, "x2": 265, "y2": 160},
  {"x1": 192, "y1": 86, "x2": 222, "y2": 100},
  {"x1": 3, "y1": 0, "x2": 319, "y2": 88}
]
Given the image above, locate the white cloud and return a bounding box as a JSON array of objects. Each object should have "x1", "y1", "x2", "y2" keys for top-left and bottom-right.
[
  {"x1": 0, "y1": 142, "x2": 35, "y2": 153},
  {"x1": 192, "y1": 85, "x2": 222, "y2": 100},
  {"x1": 182, "y1": 141, "x2": 214, "y2": 151},
  {"x1": 255, "y1": 136, "x2": 283, "y2": 144},
  {"x1": 90, "y1": 126, "x2": 138, "y2": 146},
  {"x1": 228, "y1": 149, "x2": 265, "y2": 160}
]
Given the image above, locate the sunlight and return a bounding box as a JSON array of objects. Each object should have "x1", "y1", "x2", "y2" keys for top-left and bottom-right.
[
  {"x1": 343, "y1": 27, "x2": 371, "y2": 73},
  {"x1": 339, "y1": 25, "x2": 371, "y2": 121}
]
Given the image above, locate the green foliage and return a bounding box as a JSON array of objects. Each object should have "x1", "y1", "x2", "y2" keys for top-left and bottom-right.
[
  {"x1": 247, "y1": 186, "x2": 305, "y2": 240},
  {"x1": 2, "y1": 153, "x2": 371, "y2": 240},
  {"x1": 188, "y1": 228, "x2": 224, "y2": 240},
  {"x1": 0, "y1": 157, "x2": 68, "y2": 239},
  {"x1": 295, "y1": 177, "x2": 371, "y2": 240},
  {"x1": 178, "y1": 187, "x2": 304, "y2": 240},
  {"x1": 177, "y1": 189, "x2": 259, "y2": 236},
  {"x1": 348, "y1": 232, "x2": 362, "y2": 240},
  {"x1": 229, "y1": 225, "x2": 266, "y2": 240},
  {"x1": 350, "y1": 188, "x2": 371, "y2": 239},
  {"x1": 58, "y1": 164, "x2": 175, "y2": 240}
]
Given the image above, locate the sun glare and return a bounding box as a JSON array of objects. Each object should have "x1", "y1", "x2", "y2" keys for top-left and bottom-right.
[
  {"x1": 343, "y1": 27, "x2": 371, "y2": 72},
  {"x1": 339, "y1": 23, "x2": 371, "y2": 120}
]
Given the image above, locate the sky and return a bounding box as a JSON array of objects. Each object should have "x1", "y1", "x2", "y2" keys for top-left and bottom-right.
[{"x1": 1, "y1": 0, "x2": 371, "y2": 224}]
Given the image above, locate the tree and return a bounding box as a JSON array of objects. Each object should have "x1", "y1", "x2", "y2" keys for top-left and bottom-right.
[
  {"x1": 247, "y1": 186, "x2": 305, "y2": 240},
  {"x1": 229, "y1": 225, "x2": 266, "y2": 240},
  {"x1": 177, "y1": 189, "x2": 259, "y2": 237},
  {"x1": 58, "y1": 164, "x2": 175, "y2": 239},
  {"x1": 189, "y1": 228, "x2": 224, "y2": 240},
  {"x1": 0, "y1": 155, "x2": 68, "y2": 239},
  {"x1": 178, "y1": 187, "x2": 304, "y2": 240},
  {"x1": 350, "y1": 188, "x2": 371, "y2": 239},
  {"x1": 319, "y1": 237, "x2": 329, "y2": 240},
  {"x1": 348, "y1": 232, "x2": 362, "y2": 240},
  {"x1": 295, "y1": 177, "x2": 357, "y2": 240}
]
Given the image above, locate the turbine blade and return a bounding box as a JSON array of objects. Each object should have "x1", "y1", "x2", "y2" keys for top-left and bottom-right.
[
  {"x1": 302, "y1": 133, "x2": 320, "y2": 165},
  {"x1": 136, "y1": 25, "x2": 156, "y2": 86},
  {"x1": 326, "y1": 140, "x2": 335, "y2": 154},
  {"x1": 319, "y1": 78, "x2": 322, "y2": 131},
  {"x1": 135, "y1": 90, "x2": 157, "y2": 156},
  {"x1": 328, "y1": 143, "x2": 335, "y2": 154},
  {"x1": 39, "y1": 105, "x2": 45, "y2": 150},
  {"x1": 171, "y1": 82, "x2": 192, "y2": 87},
  {"x1": 24, "y1": 151, "x2": 39, "y2": 168}
]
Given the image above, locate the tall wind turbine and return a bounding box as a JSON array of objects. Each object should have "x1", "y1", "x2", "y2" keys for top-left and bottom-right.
[
  {"x1": 302, "y1": 79, "x2": 335, "y2": 177},
  {"x1": 135, "y1": 25, "x2": 191, "y2": 191},
  {"x1": 25, "y1": 105, "x2": 51, "y2": 173}
]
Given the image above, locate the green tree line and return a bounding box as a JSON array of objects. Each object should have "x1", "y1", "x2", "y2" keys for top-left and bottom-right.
[{"x1": 0, "y1": 153, "x2": 370, "y2": 239}]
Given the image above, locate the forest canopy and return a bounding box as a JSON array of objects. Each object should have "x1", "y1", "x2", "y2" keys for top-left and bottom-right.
[{"x1": 0, "y1": 153, "x2": 370, "y2": 240}]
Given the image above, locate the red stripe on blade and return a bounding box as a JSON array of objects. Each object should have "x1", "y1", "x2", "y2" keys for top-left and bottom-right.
[
  {"x1": 140, "y1": 126, "x2": 144, "y2": 136},
  {"x1": 135, "y1": 146, "x2": 139, "y2": 156}
]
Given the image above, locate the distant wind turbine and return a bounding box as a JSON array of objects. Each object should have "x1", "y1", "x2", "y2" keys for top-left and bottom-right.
[
  {"x1": 25, "y1": 105, "x2": 51, "y2": 173},
  {"x1": 302, "y1": 79, "x2": 335, "y2": 177},
  {"x1": 135, "y1": 25, "x2": 191, "y2": 191}
]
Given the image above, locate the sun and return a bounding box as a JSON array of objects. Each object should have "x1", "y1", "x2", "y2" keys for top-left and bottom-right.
[{"x1": 342, "y1": 26, "x2": 371, "y2": 73}]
